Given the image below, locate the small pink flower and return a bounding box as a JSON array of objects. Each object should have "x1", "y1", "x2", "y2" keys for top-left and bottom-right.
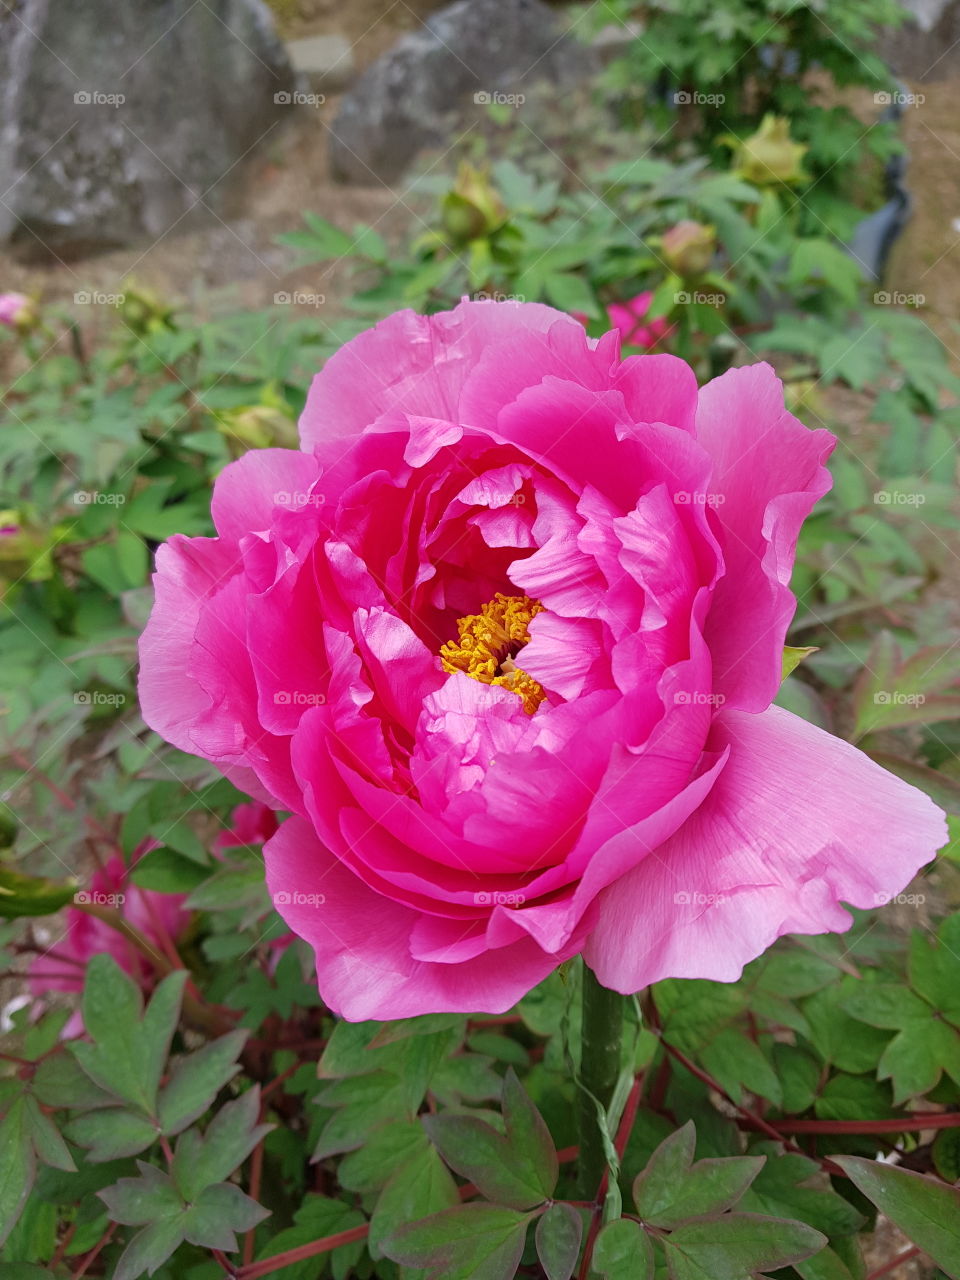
[
  {"x1": 0, "y1": 292, "x2": 35, "y2": 330},
  {"x1": 575, "y1": 293, "x2": 671, "y2": 350},
  {"x1": 29, "y1": 844, "x2": 191, "y2": 1034},
  {"x1": 215, "y1": 800, "x2": 280, "y2": 852},
  {"x1": 139, "y1": 299, "x2": 945, "y2": 1020}
]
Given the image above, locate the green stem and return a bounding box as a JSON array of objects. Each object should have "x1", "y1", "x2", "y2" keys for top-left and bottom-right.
[{"x1": 577, "y1": 965, "x2": 626, "y2": 1199}]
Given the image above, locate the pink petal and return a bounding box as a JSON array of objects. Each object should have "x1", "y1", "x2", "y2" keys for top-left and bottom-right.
[
  {"x1": 695, "y1": 364, "x2": 835, "y2": 711},
  {"x1": 584, "y1": 704, "x2": 946, "y2": 992}
]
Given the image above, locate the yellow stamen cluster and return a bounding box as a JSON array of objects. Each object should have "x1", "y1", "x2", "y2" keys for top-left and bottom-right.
[{"x1": 440, "y1": 593, "x2": 547, "y2": 714}]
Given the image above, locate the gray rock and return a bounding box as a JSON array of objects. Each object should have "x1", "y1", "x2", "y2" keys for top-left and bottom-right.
[
  {"x1": 878, "y1": 0, "x2": 960, "y2": 79},
  {"x1": 329, "y1": 0, "x2": 597, "y2": 185},
  {"x1": 287, "y1": 34, "x2": 355, "y2": 93},
  {"x1": 0, "y1": 0, "x2": 293, "y2": 257}
]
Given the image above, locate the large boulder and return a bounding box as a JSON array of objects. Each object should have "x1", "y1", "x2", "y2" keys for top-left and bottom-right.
[
  {"x1": 0, "y1": 0, "x2": 294, "y2": 257},
  {"x1": 329, "y1": 0, "x2": 596, "y2": 185},
  {"x1": 878, "y1": 0, "x2": 960, "y2": 79}
]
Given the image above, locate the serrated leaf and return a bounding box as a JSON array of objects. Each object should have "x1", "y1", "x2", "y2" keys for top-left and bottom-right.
[
  {"x1": 157, "y1": 1028, "x2": 247, "y2": 1135},
  {"x1": 739, "y1": 1147, "x2": 864, "y2": 1239},
  {"x1": 835, "y1": 1156, "x2": 960, "y2": 1276},
  {"x1": 535, "y1": 1202, "x2": 583, "y2": 1280},
  {"x1": 593, "y1": 1217, "x2": 655, "y2": 1279}
]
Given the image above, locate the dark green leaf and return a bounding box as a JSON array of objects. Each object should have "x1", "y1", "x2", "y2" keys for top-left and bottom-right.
[
  {"x1": 663, "y1": 1213, "x2": 827, "y2": 1280},
  {"x1": 0, "y1": 866, "x2": 77, "y2": 918},
  {"x1": 172, "y1": 1087, "x2": 272, "y2": 1200},
  {"x1": 66, "y1": 1107, "x2": 159, "y2": 1162},
  {"x1": 592, "y1": 1218, "x2": 655, "y2": 1280},
  {"x1": 834, "y1": 1156, "x2": 960, "y2": 1275},
  {"x1": 383, "y1": 1203, "x2": 534, "y2": 1280},
  {"x1": 368, "y1": 1139, "x2": 459, "y2": 1257},
  {"x1": 0, "y1": 1096, "x2": 36, "y2": 1248},
  {"x1": 157, "y1": 1028, "x2": 247, "y2": 1135},
  {"x1": 535, "y1": 1202, "x2": 583, "y2": 1280}
]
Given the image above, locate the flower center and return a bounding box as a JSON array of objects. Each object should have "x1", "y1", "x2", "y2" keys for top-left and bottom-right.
[{"x1": 440, "y1": 592, "x2": 547, "y2": 714}]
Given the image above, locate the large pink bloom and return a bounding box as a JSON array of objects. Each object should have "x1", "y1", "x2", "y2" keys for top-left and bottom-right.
[{"x1": 138, "y1": 300, "x2": 945, "y2": 1020}]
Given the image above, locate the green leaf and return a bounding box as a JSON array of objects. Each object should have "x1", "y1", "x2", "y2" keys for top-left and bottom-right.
[
  {"x1": 99, "y1": 1161, "x2": 183, "y2": 1225},
  {"x1": 835, "y1": 1156, "x2": 960, "y2": 1275},
  {"x1": 739, "y1": 1148, "x2": 864, "y2": 1238},
  {"x1": 130, "y1": 846, "x2": 209, "y2": 893},
  {"x1": 157, "y1": 1028, "x2": 247, "y2": 1135},
  {"x1": 66, "y1": 1107, "x2": 159, "y2": 1162},
  {"x1": 424, "y1": 1070, "x2": 557, "y2": 1210},
  {"x1": 383, "y1": 1203, "x2": 534, "y2": 1280},
  {"x1": 502, "y1": 1068, "x2": 559, "y2": 1200},
  {"x1": 663, "y1": 1213, "x2": 827, "y2": 1280},
  {"x1": 254, "y1": 1195, "x2": 366, "y2": 1280},
  {"x1": 699, "y1": 1028, "x2": 782, "y2": 1107},
  {"x1": 368, "y1": 1140, "x2": 459, "y2": 1257},
  {"x1": 22, "y1": 1093, "x2": 76, "y2": 1172},
  {"x1": 633, "y1": 1123, "x2": 764, "y2": 1228},
  {"x1": 782, "y1": 646, "x2": 818, "y2": 681},
  {"x1": 0, "y1": 1096, "x2": 36, "y2": 1248},
  {"x1": 71, "y1": 958, "x2": 186, "y2": 1114},
  {"x1": 932, "y1": 1128, "x2": 960, "y2": 1183},
  {"x1": 172, "y1": 1087, "x2": 272, "y2": 1200},
  {"x1": 0, "y1": 865, "x2": 77, "y2": 918},
  {"x1": 180, "y1": 1180, "x2": 270, "y2": 1249},
  {"x1": 535, "y1": 1202, "x2": 583, "y2": 1280},
  {"x1": 113, "y1": 1217, "x2": 185, "y2": 1280},
  {"x1": 592, "y1": 1217, "x2": 655, "y2": 1279}
]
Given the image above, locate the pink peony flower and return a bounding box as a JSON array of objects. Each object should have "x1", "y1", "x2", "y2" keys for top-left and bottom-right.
[
  {"x1": 138, "y1": 300, "x2": 945, "y2": 1020},
  {"x1": 0, "y1": 291, "x2": 35, "y2": 330},
  {"x1": 29, "y1": 847, "x2": 191, "y2": 1034},
  {"x1": 214, "y1": 800, "x2": 280, "y2": 853},
  {"x1": 574, "y1": 293, "x2": 671, "y2": 351}
]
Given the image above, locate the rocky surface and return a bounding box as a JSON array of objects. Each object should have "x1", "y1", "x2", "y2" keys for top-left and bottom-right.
[
  {"x1": 327, "y1": 0, "x2": 597, "y2": 185},
  {"x1": 0, "y1": 0, "x2": 294, "y2": 257}
]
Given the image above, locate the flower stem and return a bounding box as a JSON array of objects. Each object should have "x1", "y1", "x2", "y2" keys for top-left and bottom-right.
[{"x1": 577, "y1": 965, "x2": 626, "y2": 1199}]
